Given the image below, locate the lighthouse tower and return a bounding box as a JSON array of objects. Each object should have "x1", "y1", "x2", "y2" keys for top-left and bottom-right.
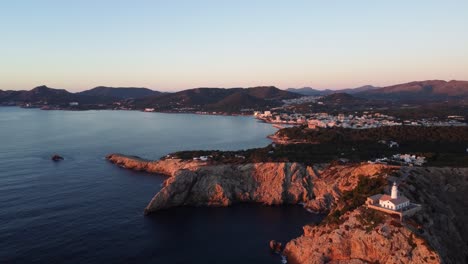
[{"x1": 391, "y1": 182, "x2": 398, "y2": 199}]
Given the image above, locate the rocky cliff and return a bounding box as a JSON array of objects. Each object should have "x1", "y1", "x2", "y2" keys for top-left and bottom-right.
[
  {"x1": 399, "y1": 167, "x2": 468, "y2": 264},
  {"x1": 283, "y1": 167, "x2": 468, "y2": 264},
  {"x1": 106, "y1": 154, "x2": 392, "y2": 214},
  {"x1": 303, "y1": 163, "x2": 397, "y2": 212},
  {"x1": 106, "y1": 153, "x2": 461, "y2": 263},
  {"x1": 284, "y1": 208, "x2": 440, "y2": 264},
  {"x1": 144, "y1": 162, "x2": 316, "y2": 214}
]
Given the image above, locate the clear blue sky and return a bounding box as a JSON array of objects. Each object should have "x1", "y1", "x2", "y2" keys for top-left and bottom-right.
[{"x1": 1, "y1": 0, "x2": 467, "y2": 91}]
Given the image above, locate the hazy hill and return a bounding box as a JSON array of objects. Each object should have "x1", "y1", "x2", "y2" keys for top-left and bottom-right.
[
  {"x1": 320, "y1": 92, "x2": 366, "y2": 104},
  {"x1": 286, "y1": 85, "x2": 378, "y2": 96},
  {"x1": 358, "y1": 80, "x2": 468, "y2": 101},
  {"x1": 78, "y1": 86, "x2": 160, "y2": 99},
  {"x1": 0, "y1": 85, "x2": 114, "y2": 105},
  {"x1": 245, "y1": 86, "x2": 298, "y2": 100},
  {"x1": 317, "y1": 92, "x2": 385, "y2": 109},
  {"x1": 209, "y1": 93, "x2": 268, "y2": 112},
  {"x1": 286, "y1": 87, "x2": 326, "y2": 96},
  {"x1": 0, "y1": 86, "x2": 79, "y2": 104},
  {"x1": 3, "y1": 80, "x2": 466, "y2": 109},
  {"x1": 0, "y1": 85, "x2": 297, "y2": 111},
  {"x1": 342, "y1": 85, "x2": 379, "y2": 94},
  {"x1": 136, "y1": 86, "x2": 300, "y2": 111},
  {"x1": 0, "y1": 90, "x2": 22, "y2": 102}
]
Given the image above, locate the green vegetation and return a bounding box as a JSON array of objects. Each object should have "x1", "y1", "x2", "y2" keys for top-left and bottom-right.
[
  {"x1": 356, "y1": 208, "x2": 386, "y2": 233},
  {"x1": 168, "y1": 125, "x2": 467, "y2": 167},
  {"x1": 168, "y1": 141, "x2": 468, "y2": 167},
  {"x1": 382, "y1": 104, "x2": 468, "y2": 120},
  {"x1": 276, "y1": 126, "x2": 468, "y2": 144},
  {"x1": 322, "y1": 175, "x2": 387, "y2": 226},
  {"x1": 404, "y1": 233, "x2": 417, "y2": 250},
  {"x1": 273, "y1": 126, "x2": 468, "y2": 166},
  {"x1": 340, "y1": 175, "x2": 387, "y2": 212}
]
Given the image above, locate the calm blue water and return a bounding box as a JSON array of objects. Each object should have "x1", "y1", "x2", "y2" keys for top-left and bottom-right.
[{"x1": 0, "y1": 107, "x2": 322, "y2": 264}]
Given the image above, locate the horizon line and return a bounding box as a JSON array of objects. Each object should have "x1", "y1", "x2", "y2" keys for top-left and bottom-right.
[{"x1": 1, "y1": 79, "x2": 466, "y2": 93}]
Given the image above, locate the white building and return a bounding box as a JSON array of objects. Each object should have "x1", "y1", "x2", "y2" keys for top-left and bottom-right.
[{"x1": 366, "y1": 182, "x2": 410, "y2": 211}]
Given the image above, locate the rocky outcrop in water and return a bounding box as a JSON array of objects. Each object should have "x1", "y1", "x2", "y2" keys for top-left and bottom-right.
[
  {"x1": 269, "y1": 240, "x2": 283, "y2": 254},
  {"x1": 51, "y1": 154, "x2": 64, "y2": 161},
  {"x1": 106, "y1": 153, "x2": 205, "y2": 176}
]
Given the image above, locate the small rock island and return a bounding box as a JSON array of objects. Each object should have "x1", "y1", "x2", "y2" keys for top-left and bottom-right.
[{"x1": 51, "y1": 154, "x2": 64, "y2": 161}]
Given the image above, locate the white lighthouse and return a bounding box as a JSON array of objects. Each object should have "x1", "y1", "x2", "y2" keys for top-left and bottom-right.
[
  {"x1": 366, "y1": 181, "x2": 416, "y2": 216},
  {"x1": 391, "y1": 182, "x2": 398, "y2": 199}
]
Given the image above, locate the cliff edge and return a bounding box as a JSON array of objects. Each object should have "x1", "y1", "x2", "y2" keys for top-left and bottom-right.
[
  {"x1": 106, "y1": 154, "x2": 392, "y2": 214},
  {"x1": 284, "y1": 208, "x2": 440, "y2": 264},
  {"x1": 106, "y1": 153, "x2": 466, "y2": 263},
  {"x1": 106, "y1": 153, "x2": 206, "y2": 176},
  {"x1": 144, "y1": 162, "x2": 315, "y2": 214}
]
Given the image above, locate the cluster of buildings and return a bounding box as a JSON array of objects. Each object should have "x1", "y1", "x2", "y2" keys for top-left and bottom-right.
[
  {"x1": 401, "y1": 118, "x2": 466, "y2": 127},
  {"x1": 192, "y1": 155, "x2": 209, "y2": 161},
  {"x1": 255, "y1": 111, "x2": 402, "y2": 129},
  {"x1": 378, "y1": 140, "x2": 399, "y2": 148},
  {"x1": 282, "y1": 96, "x2": 320, "y2": 105},
  {"x1": 254, "y1": 110, "x2": 466, "y2": 129},
  {"x1": 369, "y1": 154, "x2": 426, "y2": 166}
]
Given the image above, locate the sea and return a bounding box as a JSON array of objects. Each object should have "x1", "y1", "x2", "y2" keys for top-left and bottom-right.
[{"x1": 0, "y1": 107, "x2": 323, "y2": 264}]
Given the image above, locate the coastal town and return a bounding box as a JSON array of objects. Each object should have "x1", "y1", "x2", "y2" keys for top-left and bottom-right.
[
  {"x1": 369, "y1": 154, "x2": 427, "y2": 166},
  {"x1": 254, "y1": 110, "x2": 467, "y2": 129}
]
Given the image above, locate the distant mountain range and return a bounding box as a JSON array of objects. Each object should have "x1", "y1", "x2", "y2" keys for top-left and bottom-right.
[
  {"x1": 288, "y1": 80, "x2": 468, "y2": 102},
  {"x1": 0, "y1": 86, "x2": 105, "y2": 104},
  {"x1": 286, "y1": 85, "x2": 379, "y2": 96},
  {"x1": 0, "y1": 85, "x2": 160, "y2": 105},
  {"x1": 0, "y1": 85, "x2": 300, "y2": 111},
  {"x1": 356, "y1": 80, "x2": 468, "y2": 101},
  {"x1": 135, "y1": 86, "x2": 300, "y2": 111},
  {"x1": 1, "y1": 80, "x2": 467, "y2": 110}
]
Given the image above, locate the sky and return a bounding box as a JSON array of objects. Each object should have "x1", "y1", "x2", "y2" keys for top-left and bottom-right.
[{"x1": 1, "y1": 0, "x2": 467, "y2": 92}]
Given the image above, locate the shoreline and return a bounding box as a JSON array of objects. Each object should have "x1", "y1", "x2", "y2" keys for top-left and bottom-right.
[
  {"x1": 106, "y1": 152, "x2": 456, "y2": 262},
  {"x1": 1, "y1": 105, "x2": 255, "y2": 117}
]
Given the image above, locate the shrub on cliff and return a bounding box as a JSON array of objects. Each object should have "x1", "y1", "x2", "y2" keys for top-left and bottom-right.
[
  {"x1": 322, "y1": 175, "x2": 387, "y2": 226},
  {"x1": 340, "y1": 175, "x2": 386, "y2": 212},
  {"x1": 356, "y1": 207, "x2": 386, "y2": 233}
]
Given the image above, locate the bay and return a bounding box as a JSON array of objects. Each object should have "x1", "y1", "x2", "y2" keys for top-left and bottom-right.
[{"x1": 0, "y1": 107, "x2": 322, "y2": 264}]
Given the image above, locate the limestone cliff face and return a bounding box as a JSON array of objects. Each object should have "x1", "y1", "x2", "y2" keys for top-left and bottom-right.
[
  {"x1": 145, "y1": 160, "x2": 392, "y2": 214},
  {"x1": 107, "y1": 154, "x2": 392, "y2": 214},
  {"x1": 144, "y1": 162, "x2": 315, "y2": 214},
  {"x1": 400, "y1": 167, "x2": 468, "y2": 264},
  {"x1": 284, "y1": 208, "x2": 440, "y2": 264},
  {"x1": 304, "y1": 163, "x2": 397, "y2": 212}
]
